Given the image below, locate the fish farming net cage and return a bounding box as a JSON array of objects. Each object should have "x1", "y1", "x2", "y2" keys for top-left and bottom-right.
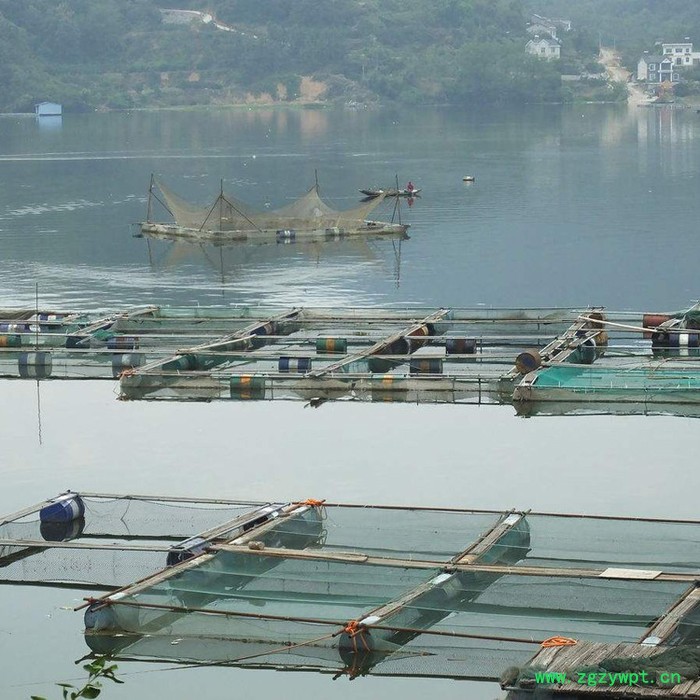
[
  {"x1": 3, "y1": 493, "x2": 700, "y2": 680},
  {"x1": 0, "y1": 494, "x2": 273, "y2": 588},
  {"x1": 4, "y1": 493, "x2": 695, "y2": 681},
  {"x1": 5, "y1": 304, "x2": 700, "y2": 412},
  {"x1": 150, "y1": 178, "x2": 390, "y2": 233},
  {"x1": 533, "y1": 365, "x2": 700, "y2": 395}
]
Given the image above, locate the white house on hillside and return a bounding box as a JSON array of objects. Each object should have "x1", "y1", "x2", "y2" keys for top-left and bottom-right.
[
  {"x1": 661, "y1": 42, "x2": 697, "y2": 67},
  {"x1": 526, "y1": 36, "x2": 561, "y2": 60}
]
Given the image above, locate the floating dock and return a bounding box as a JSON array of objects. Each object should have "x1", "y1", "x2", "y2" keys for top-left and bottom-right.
[
  {"x1": 505, "y1": 639, "x2": 700, "y2": 698},
  {"x1": 1, "y1": 493, "x2": 699, "y2": 686},
  {"x1": 2, "y1": 304, "x2": 700, "y2": 416}
]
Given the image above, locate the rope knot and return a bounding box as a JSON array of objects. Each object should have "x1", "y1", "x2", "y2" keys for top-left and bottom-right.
[{"x1": 344, "y1": 620, "x2": 362, "y2": 636}]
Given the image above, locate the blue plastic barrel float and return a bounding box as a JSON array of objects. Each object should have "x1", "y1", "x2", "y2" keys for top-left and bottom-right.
[
  {"x1": 0, "y1": 323, "x2": 30, "y2": 333},
  {"x1": 111, "y1": 353, "x2": 144, "y2": 378},
  {"x1": 36, "y1": 313, "x2": 63, "y2": 331},
  {"x1": 107, "y1": 336, "x2": 139, "y2": 351},
  {"x1": 0, "y1": 334, "x2": 22, "y2": 348},
  {"x1": 278, "y1": 357, "x2": 312, "y2": 373},
  {"x1": 316, "y1": 337, "x2": 348, "y2": 354},
  {"x1": 40, "y1": 493, "x2": 85, "y2": 523},
  {"x1": 230, "y1": 375, "x2": 266, "y2": 400},
  {"x1": 652, "y1": 330, "x2": 700, "y2": 355},
  {"x1": 18, "y1": 351, "x2": 52, "y2": 378},
  {"x1": 276, "y1": 229, "x2": 296, "y2": 243},
  {"x1": 251, "y1": 321, "x2": 276, "y2": 349},
  {"x1": 40, "y1": 517, "x2": 85, "y2": 542}
]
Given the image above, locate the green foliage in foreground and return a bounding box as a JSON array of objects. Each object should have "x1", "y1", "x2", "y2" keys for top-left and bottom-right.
[
  {"x1": 30, "y1": 657, "x2": 123, "y2": 700},
  {"x1": 0, "y1": 0, "x2": 613, "y2": 112}
]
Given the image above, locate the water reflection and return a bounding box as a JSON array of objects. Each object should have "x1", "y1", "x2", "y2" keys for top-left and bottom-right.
[
  {"x1": 36, "y1": 115, "x2": 63, "y2": 132},
  {"x1": 138, "y1": 230, "x2": 407, "y2": 293}
]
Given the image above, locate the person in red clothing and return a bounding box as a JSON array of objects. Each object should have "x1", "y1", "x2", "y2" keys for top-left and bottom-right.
[{"x1": 406, "y1": 181, "x2": 415, "y2": 193}]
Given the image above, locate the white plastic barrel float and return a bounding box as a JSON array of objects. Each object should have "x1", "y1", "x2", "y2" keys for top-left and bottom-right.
[{"x1": 111, "y1": 353, "x2": 144, "y2": 378}]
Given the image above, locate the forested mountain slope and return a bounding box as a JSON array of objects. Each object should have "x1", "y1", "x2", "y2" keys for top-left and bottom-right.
[{"x1": 0, "y1": 0, "x2": 603, "y2": 111}]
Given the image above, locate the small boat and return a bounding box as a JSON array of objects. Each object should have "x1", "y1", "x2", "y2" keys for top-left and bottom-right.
[
  {"x1": 360, "y1": 188, "x2": 421, "y2": 198},
  {"x1": 462, "y1": 176, "x2": 476, "y2": 182}
]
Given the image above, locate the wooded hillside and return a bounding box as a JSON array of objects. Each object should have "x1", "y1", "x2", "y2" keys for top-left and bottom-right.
[{"x1": 0, "y1": 0, "x2": 665, "y2": 112}]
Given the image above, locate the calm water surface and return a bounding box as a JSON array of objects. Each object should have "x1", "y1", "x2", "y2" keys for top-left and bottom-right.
[{"x1": 1, "y1": 104, "x2": 699, "y2": 699}]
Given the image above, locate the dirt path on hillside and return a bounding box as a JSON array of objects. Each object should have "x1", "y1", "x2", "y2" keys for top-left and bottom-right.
[{"x1": 599, "y1": 47, "x2": 653, "y2": 105}]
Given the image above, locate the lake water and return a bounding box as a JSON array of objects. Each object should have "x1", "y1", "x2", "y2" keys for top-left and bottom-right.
[{"x1": 1, "y1": 104, "x2": 699, "y2": 699}]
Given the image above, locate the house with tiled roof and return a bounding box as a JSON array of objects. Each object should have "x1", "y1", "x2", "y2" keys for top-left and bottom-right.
[
  {"x1": 526, "y1": 36, "x2": 561, "y2": 61},
  {"x1": 637, "y1": 54, "x2": 680, "y2": 84}
]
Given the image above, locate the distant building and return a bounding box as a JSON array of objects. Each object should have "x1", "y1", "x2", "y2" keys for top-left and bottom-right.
[
  {"x1": 529, "y1": 14, "x2": 571, "y2": 34},
  {"x1": 527, "y1": 22, "x2": 557, "y2": 40},
  {"x1": 35, "y1": 102, "x2": 62, "y2": 117},
  {"x1": 661, "y1": 42, "x2": 695, "y2": 67},
  {"x1": 637, "y1": 55, "x2": 679, "y2": 84},
  {"x1": 526, "y1": 36, "x2": 561, "y2": 61}
]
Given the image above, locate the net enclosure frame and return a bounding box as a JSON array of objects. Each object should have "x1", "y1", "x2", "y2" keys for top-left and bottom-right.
[
  {"x1": 4, "y1": 302, "x2": 700, "y2": 416},
  {"x1": 140, "y1": 175, "x2": 409, "y2": 241},
  {"x1": 2, "y1": 491, "x2": 698, "y2": 682}
]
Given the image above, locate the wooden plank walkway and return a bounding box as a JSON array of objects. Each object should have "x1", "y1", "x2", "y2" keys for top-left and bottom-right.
[{"x1": 506, "y1": 641, "x2": 700, "y2": 697}]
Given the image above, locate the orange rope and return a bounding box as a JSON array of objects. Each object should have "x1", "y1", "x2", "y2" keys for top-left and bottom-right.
[
  {"x1": 300, "y1": 498, "x2": 326, "y2": 507},
  {"x1": 343, "y1": 620, "x2": 361, "y2": 636},
  {"x1": 541, "y1": 636, "x2": 577, "y2": 648}
]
